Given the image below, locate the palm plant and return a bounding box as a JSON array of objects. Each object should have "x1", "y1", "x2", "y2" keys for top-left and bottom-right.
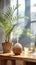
[{"x1": 0, "y1": 4, "x2": 27, "y2": 42}]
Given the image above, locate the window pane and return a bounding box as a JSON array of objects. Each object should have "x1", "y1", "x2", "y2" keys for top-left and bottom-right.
[
  {"x1": 31, "y1": 0, "x2": 36, "y2": 36},
  {"x1": 31, "y1": 23, "x2": 36, "y2": 35},
  {"x1": 31, "y1": 0, "x2": 36, "y2": 21},
  {"x1": 18, "y1": 0, "x2": 25, "y2": 15},
  {"x1": 30, "y1": 0, "x2": 36, "y2": 46},
  {"x1": 10, "y1": 0, "x2": 17, "y2": 17},
  {"x1": 10, "y1": 0, "x2": 17, "y2": 24},
  {"x1": 18, "y1": 0, "x2": 25, "y2": 27}
]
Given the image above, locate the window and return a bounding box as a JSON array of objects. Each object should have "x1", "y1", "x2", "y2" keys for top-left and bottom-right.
[
  {"x1": 1, "y1": 0, "x2": 36, "y2": 46},
  {"x1": 31, "y1": 0, "x2": 36, "y2": 36},
  {"x1": 10, "y1": 0, "x2": 31, "y2": 46},
  {"x1": 10, "y1": 0, "x2": 36, "y2": 46}
]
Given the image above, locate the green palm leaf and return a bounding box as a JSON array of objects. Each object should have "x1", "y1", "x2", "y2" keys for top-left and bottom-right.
[{"x1": 0, "y1": 4, "x2": 28, "y2": 42}]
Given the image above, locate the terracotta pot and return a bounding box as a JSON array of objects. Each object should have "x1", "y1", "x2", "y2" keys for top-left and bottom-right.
[
  {"x1": 13, "y1": 43, "x2": 22, "y2": 55},
  {"x1": 2, "y1": 42, "x2": 12, "y2": 53}
]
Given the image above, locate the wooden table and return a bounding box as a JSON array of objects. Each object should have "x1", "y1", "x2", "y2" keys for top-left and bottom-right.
[{"x1": 0, "y1": 51, "x2": 36, "y2": 65}]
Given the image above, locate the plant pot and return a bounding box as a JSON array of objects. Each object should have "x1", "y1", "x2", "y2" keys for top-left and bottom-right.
[{"x1": 2, "y1": 42, "x2": 12, "y2": 53}]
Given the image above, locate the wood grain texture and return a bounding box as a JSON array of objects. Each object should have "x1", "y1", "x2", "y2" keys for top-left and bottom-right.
[
  {"x1": 1, "y1": 60, "x2": 7, "y2": 65},
  {"x1": 0, "y1": 51, "x2": 36, "y2": 65}
]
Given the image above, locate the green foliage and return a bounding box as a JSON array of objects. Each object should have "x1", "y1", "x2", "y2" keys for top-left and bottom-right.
[{"x1": 0, "y1": 4, "x2": 28, "y2": 42}]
